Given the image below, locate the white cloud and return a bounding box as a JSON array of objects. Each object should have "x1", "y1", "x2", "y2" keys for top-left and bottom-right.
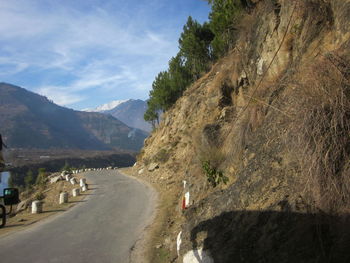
[
  {"x1": 0, "y1": 0, "x2": 208, "y2": 108},
  {"x1": 36, "y1": 85, "x2": 86, "y2": 106}
]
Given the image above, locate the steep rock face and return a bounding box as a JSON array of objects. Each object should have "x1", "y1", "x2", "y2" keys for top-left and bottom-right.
[{"x1": 137, "y1": 0, "x2": 350, "y2": 262}]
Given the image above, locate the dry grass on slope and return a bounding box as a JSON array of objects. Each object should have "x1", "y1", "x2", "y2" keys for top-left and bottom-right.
[{"x1": 290, "y1": 48, "x2": 350, "y2": 214}]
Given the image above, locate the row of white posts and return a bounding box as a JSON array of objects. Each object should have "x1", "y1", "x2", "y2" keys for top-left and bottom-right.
[{"x1": 31, "y1": 178, "x2": 88, "y2": 214}]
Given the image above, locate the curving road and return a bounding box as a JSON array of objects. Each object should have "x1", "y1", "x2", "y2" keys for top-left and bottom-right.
[{"x1": 0, "y1": 170, "x2": 156, "y2": 263}]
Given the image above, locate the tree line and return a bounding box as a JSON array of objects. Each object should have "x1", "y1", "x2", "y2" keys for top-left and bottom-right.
[{"x1": 144, "y1": 0, "x2": 245, "y2": 125}]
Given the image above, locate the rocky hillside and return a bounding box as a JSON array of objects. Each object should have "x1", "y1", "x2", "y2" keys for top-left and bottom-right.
[
  {"x1": 134, "y1": 0, "x2": 350, "y2": 262},
  {"x1": 0, "y1": 83, "x2": 147, "y2": 152}
]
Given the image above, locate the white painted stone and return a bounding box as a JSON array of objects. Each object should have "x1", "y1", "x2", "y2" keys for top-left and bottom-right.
[
  {"x1": 31, "y1": 200, "x2": 43, "y2": 214},
  {"x1": 80, "y1": 178, "x2": 86, "y2": 187},
  {"x1": 257, "y1": 58, "x2": 264, "y2": 76},
  {"x1": 70, "y1": 178, "x2": 77, "y2": 185},
  {"x1": 138, "y1": 168, "x2": 144, "y2": 175},
  {"x1": 177, "y1": 231, "x2": 182, "y2": 256},
  {"x1": 65, "y1": 174, "x2": 72, "y2": 182},
  {"x1": 185, "y1": 191, "x2": 190, "y2": 208},
  {"x1": 59, "y1": 192, "x2": 68, "y2": 204},
  {"x1": 148, "y1": 162, "x2": 159, "y2": 172},
  {"x1": 82, "y1": 184, "x2": 88, "y2": 192},
  {"x1": 183, "y1": 248, "x2": 214, "y2": 263},
  {"x1": 72, "y1": 188, "x2": 80, "y2": 197}
]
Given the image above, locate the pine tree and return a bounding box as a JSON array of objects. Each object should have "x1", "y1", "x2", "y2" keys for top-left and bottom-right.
[
  {"x1": 179, "y1": 17, "x2": 214, "y2": 79},
  {"x1": 207, "y1": 0, "x2": 243, "y2": 57},
  {"x1": 24, "y1": 170, "x2": 34, "y2": 189}
]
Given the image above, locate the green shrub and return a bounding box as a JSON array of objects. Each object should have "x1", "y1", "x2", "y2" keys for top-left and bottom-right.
[
  {"x1": 35, "y1": 168, "x2": 47, "y2": 186},
  {"x1": 202, "y1": 160, "x2": 228, "y2": 187}
]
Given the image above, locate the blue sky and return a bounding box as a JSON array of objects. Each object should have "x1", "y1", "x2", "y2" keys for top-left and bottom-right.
[{"x1": 0, "y1": 0, "x2": 210, "y2": 110}]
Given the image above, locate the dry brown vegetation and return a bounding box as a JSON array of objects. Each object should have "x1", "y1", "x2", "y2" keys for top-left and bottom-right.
[{"x1": 292, "y1": 51, "x2": 350, "y2": 214}]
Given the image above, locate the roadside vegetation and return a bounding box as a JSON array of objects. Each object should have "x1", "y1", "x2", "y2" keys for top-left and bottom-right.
[{"x1": 144, "y1": 0, "x2": 246, "y2": 126}]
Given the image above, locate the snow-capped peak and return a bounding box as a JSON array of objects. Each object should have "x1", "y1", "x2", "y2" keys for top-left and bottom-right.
[{"x1": 83, "y1": 99, "x2": 131, "y2": 112}]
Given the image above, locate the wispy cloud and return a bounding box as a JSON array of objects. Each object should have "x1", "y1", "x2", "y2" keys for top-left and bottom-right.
[
  {"x1": 36, "y1": 85, "x2": 87, "y2": 106},
  {"x1": 0, "y1": 0, "x2": 209, "y2": 108}
]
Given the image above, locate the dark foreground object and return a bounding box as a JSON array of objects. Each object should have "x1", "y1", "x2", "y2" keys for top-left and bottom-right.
[{"x1": 182, "y1": 209, "x2": 350, "y2": 263}]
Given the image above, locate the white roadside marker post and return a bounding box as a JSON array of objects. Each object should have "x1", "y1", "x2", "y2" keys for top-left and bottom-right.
[
  {"x1": 72, "y1": 188, "x2": 80, "y2": 197},
  {"x1": 59, "y1": 192, "x2": 68, "y2": 204},
  {"x1": 31, "y1": 201, "x2": 43, "y2": 214}
]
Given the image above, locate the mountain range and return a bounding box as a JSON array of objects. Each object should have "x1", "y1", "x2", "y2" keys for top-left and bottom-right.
[
  {"x1": 0, "y1": 83, "x2": 147, "y2": 151},
  {"x1": 83, "y1": 100, "x2": 128, "y2": 112},
  {"x1": 84, "y1": 99, "x2": 152, "y2": 133}
]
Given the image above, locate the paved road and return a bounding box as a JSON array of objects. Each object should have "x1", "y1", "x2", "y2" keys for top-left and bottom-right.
[{"x1": 0, "y1": 170, "x2": 156, "y2": 263}]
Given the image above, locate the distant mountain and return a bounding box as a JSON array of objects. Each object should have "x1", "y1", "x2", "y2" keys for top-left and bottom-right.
[
  {"x1": 85, "y1": 99, "x2": 152, "y2": 133},
  {"x1": 105, "y1": 99, "x2": 152, "y2": 133},
  {"x1": 83, "y1": 99, "x2": 128, "y2": 112},
  {"x1": 0, "y1": 83, "x2": 147, "y2": 151}
]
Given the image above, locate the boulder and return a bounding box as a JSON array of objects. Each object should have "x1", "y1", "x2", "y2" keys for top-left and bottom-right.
[
  {"x1": 50, "y1": 175, "x2": 62, "y2": 184},
  {"x1": 138, "y1": 168, "x2": 144, "y2": 175},
  {"x1": 148, "y1": 163, "x2": 159, "y2": 172},
  {"x1": 183, "y1": 248, "x2": 214, "y2": 263},
  {"x1": 16, "y1": 199, "x2": 32, "y2": 213}
]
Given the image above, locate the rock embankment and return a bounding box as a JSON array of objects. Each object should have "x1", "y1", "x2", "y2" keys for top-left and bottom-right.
[{"x1": 135, "y1": 0, "x2": 350, "y2": 262}]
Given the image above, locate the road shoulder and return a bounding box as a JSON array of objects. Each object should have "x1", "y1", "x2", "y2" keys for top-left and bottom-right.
[{"x1": 118, "y1": 168, "x2": 160, "y2": 263}]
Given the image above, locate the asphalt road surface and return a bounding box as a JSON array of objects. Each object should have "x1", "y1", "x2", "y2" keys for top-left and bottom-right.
[{"x1": 0, "y1": 170, "x2": 156, "y2": 263}]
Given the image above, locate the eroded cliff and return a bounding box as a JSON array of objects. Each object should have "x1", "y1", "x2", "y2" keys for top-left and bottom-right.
[{"x1": 135, "y1": 0, "x2": 350, "y2": 262}]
